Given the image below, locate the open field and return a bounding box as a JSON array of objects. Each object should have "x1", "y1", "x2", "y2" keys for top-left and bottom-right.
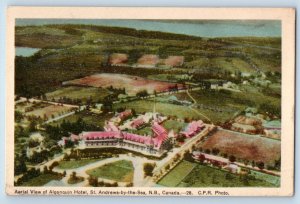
[
  {"x1": 20, "y1": 173, "x2": 62, "y2": 187},
  {"x1": 158, "y1": 160, "x2": 196, "y2": 187},
  {"x1": 158, "y1": 160, "x2": 277, "y2": 187},
  {"x1": 179, "y1": 162, "x2": 277, "y2": 187},
  {"x1": 113, "y1": 99, "x2": 234, "y2": 123},
  {"x1": 86, "y1": 160, "x2": 134, "y2": 183},
  {"x1": 185, "y1": 57, "x2": 255, "y2": 73},
  {"x1": 15, "y1": 24, "x2": 281, "y2": 98},
  {"x1": 57, "y1": 158, "x2": 103, "y2": 169},
  {"x1": 25, "y1": 103, "x2": 73, "y2": 118},
  {"x1": 64, "y1": 73, "x2": 183, "y2": 96},
  {"x1": 50, "y1": 110, "x2": 114, "y2": 128},
  {"x1": 45, "y1": 86, "x2": 110, "y2": 104},
  {"x1": 198, "y1": 129, "x2": 281, "y2": 166},
  {"x1": 15, "y1": 102, "x2": 33, "y2": 114}
]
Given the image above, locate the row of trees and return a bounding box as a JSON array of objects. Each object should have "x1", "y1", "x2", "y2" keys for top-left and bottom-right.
[{"x1": 44, "y1": 117, "x2": 103, "y2": 141}]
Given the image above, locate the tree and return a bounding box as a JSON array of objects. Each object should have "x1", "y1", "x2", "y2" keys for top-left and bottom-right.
[
  {"x1": 212, "y1": 148, "x2": 220, "y2": 155},
  {"x1": 183, "y1": 150, "x2": 193, "y2": 162},
  {"x1": 71, "y1": 171, "x2": 77, "y2": 179},
  {"x1": 14, "y1": 159, "x2": 27, "y2": 176},
  {"x1": 143, "y1": 163, "x2": 156, "y2": 177},
  {"x1": 15, "y1": 111, "x2": 24, "y2": 123},
  {"x1": 165, "y1": 164, "x2": 170, "y2": 171},
  {"x1": 229, "y1": 155, "x2": 236, "y2": 163},
  {"x1": 28, "y1": 120, "x2": 38, "y2": 132},
  {"x1": 88, "y1": 176, "x2": 98, "y2": 187},
  {"x1": 136, "y1": 90, "x2": 149, "y2": 98},
  {"x1": 257, "y1": 161, "x2": 265, "y2": 170},
  {"x1": 43, "y1": 166, "x2": 49, "y2": 173}
]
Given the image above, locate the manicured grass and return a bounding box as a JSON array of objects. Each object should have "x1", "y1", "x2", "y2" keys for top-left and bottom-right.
[
  {"x1": 128, "y1": 126, "x2": 153, "y2": 136},
  {"x1": 179, "y1": 163, "x2": 277, "y2": 187},
  {"x1": 58, "y1": 159, "x2": 103, "y2": 169},
  {"x1": 158, "y1": 160, "x2": 196, "y2": 187},
  {"x1": 162, "y1": 120, "x2": 187, "y2": 133},
  {"x1": 20, "y1": 173, "x2": 62, "y2": 187},
  {"x1": 86, "y1": 160, "x2": 134, "y2": 183},
  {"x1": 45, "y1": 86, "x2": 110, "y2": 104}
]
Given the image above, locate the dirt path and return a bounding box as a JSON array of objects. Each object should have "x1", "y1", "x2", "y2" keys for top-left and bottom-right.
[{"x1": 186, "y1": 90, "x2": 212, "y2": 123}]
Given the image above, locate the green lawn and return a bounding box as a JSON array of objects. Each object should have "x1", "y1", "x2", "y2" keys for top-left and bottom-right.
[
  {"x1": 58, "y1": 159, "x2": 103, "y2": 169},
  {"x1": 50, "y1": 110, "x2": 114, "y2": 128},
  {"x1": 128, "y1": 126, "x2": 153, "y2": 136},
  {"x1": 86, "y1": 160, "x2": 134, "y2": 183},
  {"x1": 158, "y1": 160, "x2": 197, "y2": 187},
  {"x1": 162, "y1": 120, "x2": 187, "y2": 133},
  {"x1": 20, "y1": 173, "x2": 62, "y2": 186},
  {"x1": 185, "y1": 57, "x2": 255, "y2": 73},
  {"x1": 158, "y1": 161, "x2": 278, "y2": 187},
  {"x1": 114, "y1": 99, "x2": 235, "y2": 123},
  {"x1": 250, "y1": 170, "x2": 280, "y2": 186},
  {"x1": 46, "y1": 86, "x2": 110, "y2": 104}
]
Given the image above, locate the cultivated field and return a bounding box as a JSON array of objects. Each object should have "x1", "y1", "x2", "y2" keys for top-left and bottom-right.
[
  {"x1": 86, "y1": 160, "x2": 134, "y2": 183},
  {"x1": 198, "y1": 129, "x2": 281, "y2": 165},
  {"x1": 109, "y1": 53, "x2": 129, "y2": 65},
  {"x1": 137, "y1": 54, "x2": 159, "y2": 66},
  {"x1": 64, "y1": 73, "x2": 183, "y2": 96}
]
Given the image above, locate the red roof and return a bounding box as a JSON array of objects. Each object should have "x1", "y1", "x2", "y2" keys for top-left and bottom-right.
[
  {"x1": 152, "y1": 122, "x2": 168, "y2": 137},
  {"x1": 118, "y1": 109, "x2": 132, "y2": 120},
  {"x1": 151, "y1": 122, "x2": 168, "y2": 148},
  {"x1": 123, "y1": 132, "x2": 152, "y2": 145},
  {"x1": 82, "y1": 128, "x2": 168, "y2": 149},
  {"x1": 83, "y1": 131, "x2": 121, "y2": 140},
  {"x1": 131, "y1": 118, "x2": 145, "y2": 128},
  {"x1": 105, "y1": 122, "x2": 119, "y2": 132},
  {"x1": 181, "y1": 120, "x2": 204, "y2": 137}
]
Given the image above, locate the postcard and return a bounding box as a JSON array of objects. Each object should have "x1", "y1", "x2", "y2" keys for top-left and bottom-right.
[{"x1": 6, "y1": 7, "x2": 295, "y2": 196}]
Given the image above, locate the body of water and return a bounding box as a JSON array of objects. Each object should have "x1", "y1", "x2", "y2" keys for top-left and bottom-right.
[
  {"x1": 16, "y1": 47, "x2": 41, "y2": 57},
  {"x1": 16, "y1": 19, "x2": 281, "y2": 38}
]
